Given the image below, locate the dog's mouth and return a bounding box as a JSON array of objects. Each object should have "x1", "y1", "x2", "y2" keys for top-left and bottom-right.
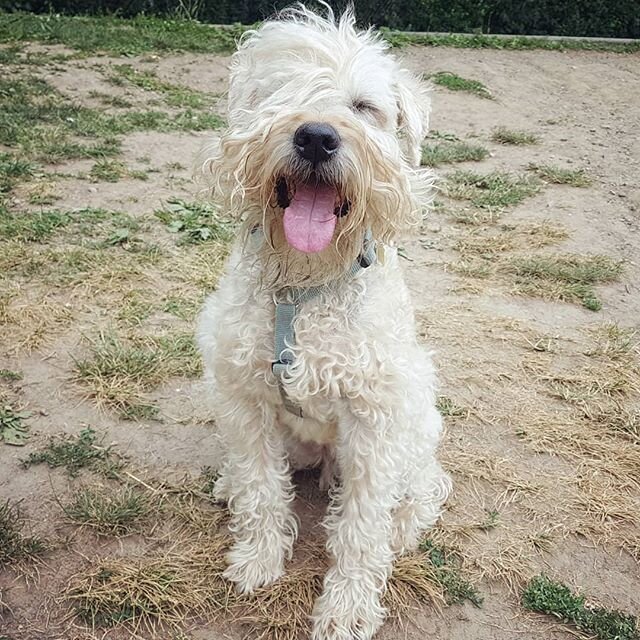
[{"x1": 275, "y1": 176, "x2": 350, "y2": 254}]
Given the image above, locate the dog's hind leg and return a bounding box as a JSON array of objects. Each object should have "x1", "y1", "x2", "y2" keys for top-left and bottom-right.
[
  {"x1": 215, "y1": 393, "x2": 297, "y2": 594},
  {"x1": 312, "y1": 404, "x2": 401, "y2": 640}
]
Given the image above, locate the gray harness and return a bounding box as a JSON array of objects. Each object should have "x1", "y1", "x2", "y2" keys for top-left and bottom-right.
[{"x1": 254, "y1": 228, "x2": 377, "y2": 417}]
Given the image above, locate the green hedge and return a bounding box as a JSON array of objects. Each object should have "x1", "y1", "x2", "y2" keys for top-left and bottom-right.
[{"x1": 0, "y1": 0, "x2": 638, "y2": 38}]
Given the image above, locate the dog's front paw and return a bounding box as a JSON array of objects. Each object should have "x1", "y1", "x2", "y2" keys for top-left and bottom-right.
[
  {"x1": 311, "y1": 572, "x2": 386, "y2": 640},
  {"x1": 224, "y1": 541, "x2": 285, "y2": 593}
]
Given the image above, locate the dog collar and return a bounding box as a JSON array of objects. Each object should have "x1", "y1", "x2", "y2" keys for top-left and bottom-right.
[{"x1": 251, "y1": 226, "x2": 377, "y2": 417}]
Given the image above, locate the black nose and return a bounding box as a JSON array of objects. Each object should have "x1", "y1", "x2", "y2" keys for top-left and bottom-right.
[{"x1": 293, "y1": 122, "x2": 340, "y2": 166}]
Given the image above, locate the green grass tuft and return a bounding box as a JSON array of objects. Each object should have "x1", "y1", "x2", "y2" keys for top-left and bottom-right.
[
  {"x1": 0, "y1": 404, "x2": 30, "y2": 446},
  {"x1": 63, "y1": 486, "x2": 152, "y2": 535},
  {"x1": 421, "y1": 140, "x2": 489, "y2": 167},
  {"x1": 523, "y1": 575, "x2": 639, "y2": 640},
  {"x1": 445, "y1": 170, "x2": 540, "y2": 209},
  {"x1": 491, "y1": 127, "x2": 539, "y2": 145},
  {"x1": 419, "y1": 539, "x2": 483, "y2": 607},
  {"x1": 0, "y1": 151, "x2": 35, "y2": 193},
  {"x1": 22, "y1": 427, "x2": 122, "y2": 477},
  {"x1": 73, "y1": 331, "x2": 202, "y2": 418},
  {"x1": 430, "y1": 71, "x2": 492, "y2": 98},
  {"x1": 89, "y1": 159, "x2": 149, "y2": 183},
  {"x1": 529, "y1": 163, "x2": 592, "y2": 187},
  {"x1": 508, "y1": 254, "x2": 623, "y2": 310},
  {"x1": 436, "y1": 396, "x2": 469, "y2": 418},
  {"x1": 0, "y1": 500, "x2": 45, "y2": 568},
  {"x1": 0, "y1": 369, "x2": 23, "y2": 382},
  {"x1": 155, "y1": 198, "x2": 235, "y2": 244}
]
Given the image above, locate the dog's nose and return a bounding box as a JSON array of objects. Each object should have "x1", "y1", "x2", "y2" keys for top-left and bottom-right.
[{"x1": 293, "y1": 122, "x2": 340, "y2": 165}]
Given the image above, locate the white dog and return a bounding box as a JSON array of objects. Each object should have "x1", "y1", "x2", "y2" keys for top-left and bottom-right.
[{"x1": 197, "y1": 6, "x2": 451, "y2": 639}]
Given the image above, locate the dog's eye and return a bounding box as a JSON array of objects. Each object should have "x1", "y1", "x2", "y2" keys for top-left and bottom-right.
[{"x1": 351, "y1": 100, "x2": 379, "y2": 117}]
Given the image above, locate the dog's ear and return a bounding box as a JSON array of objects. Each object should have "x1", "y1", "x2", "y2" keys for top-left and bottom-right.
[{"x1": 394, "y1": 69, "x2": 430, "y2": 167}]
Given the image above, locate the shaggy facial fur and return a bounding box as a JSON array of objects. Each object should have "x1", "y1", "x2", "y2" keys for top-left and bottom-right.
[
  {"x1": 197, "y1": 6, "x2": 451, "y2": 639},
  {"x1": 200, "y1": 5, "x2": 432, "y2": 286}
]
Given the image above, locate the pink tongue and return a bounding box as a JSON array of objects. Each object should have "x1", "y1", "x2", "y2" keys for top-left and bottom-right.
[{"x1": 283, "y1": 183, "x2": 338, "y2": 254}]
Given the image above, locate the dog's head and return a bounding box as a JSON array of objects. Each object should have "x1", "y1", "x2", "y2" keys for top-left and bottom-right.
[{"x1": 201, "y1": 6, "x2": 433, "y2": 284}]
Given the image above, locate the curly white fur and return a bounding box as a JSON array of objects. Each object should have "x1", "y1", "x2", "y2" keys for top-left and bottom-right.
[{"x1": 197, "y1": 6, "x2": 451, "y2": 638}]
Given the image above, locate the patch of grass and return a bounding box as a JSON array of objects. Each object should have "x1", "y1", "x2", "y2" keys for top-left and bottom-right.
[
  {"x1": 116, "y1": 291, "x2": 155, "y2": 327},
  {"x1": 0, "y1": 151, "x2": 34, "y2": 193},
  {"x1": 0, "y1": 44, "x2": 71, "y2": 65},
  {"x1": 381, "y1": 29, "x2": 640, "y2": 53},
  {"x1": 111, "y1": 64, "x2": 210, "y2": 109},
  {"x1": 455, "y1": 222, "x2": 567, "y2": 260},
  {"x1": 588, "y1": 323, "x2": 638, "y2": 362},
  {"x1": 491, "y1": 127, "x2": 539, "y2": 145},
  {"x1": 22, "y1": 427, "x2": 122, "y2": 477},
  {"x1": 155, "y1": 198, "x2": 235, "y2": 244},
  {"x1": 0, "y1": 75, "x2": 222, "y2": 164},
  {"x1": 73, "y1": 331, "x2": 201, "y2": 418},
  {"x1": 544, "y1": 367, "x2": 631, "y2": 406},
  {"x1": 523, "y1": 575, "x2": 639, "y2": 640},
  {"x1": 0, "y1": 206, "x2": 132, "y2": 242},
  {"x1": 89, "y1": 159, "x2": 129, "y2": 182},
  {"x1": 444, "y1": 170, "x2": 540, "y2": 209},
  {"x1": 0, "y1": 369, "x2": 23, "y2": 382},
  {"x1": 163, "y1": 294, "x2": 201, "y2": 322},
  {"x1": 529, "y1": 163, "x2": 591, "y2": 187},
  {"x1": 63, "y1": 486, "x2": 152, "y2": 535},
  {"x1": 448, "y1": 208, "x2": 501, "y2": 226},
  {"x1": 507, "y1": 254, "x2": 623, "y2": 311},
  {"x1": 89, "y1": 159, "x2": 148, "y2": 183},
  {"x1": 430, "y1": 71, "x2": 492, "y2": 99},
  {"x1": 0, "y1": 13, "x2": 245, "y2": 56},
  {"x1": 25, "y1": 178, "x2": 60, "y2": 205},
  {"x1": 421, "y1": 140, "x2": 489, "y2": 167},
  {"x1": 419, "y1": 539, "x2": 483, "y2": 607},
  {"x1": 0, "y1": 500, "x2": 45, "y2": 568},
  {"x1": 88, "y1": 91, "x2": 133, "y2": 108},
  {"x1": 0, "y1": 44, "x2": 22, "y2": 64},
  {"x1": 67, "y1": 538, "x2": 229, "y2": 631},
  {"x1": 436, "y1": 395, "x2": 469, "y2": 418},
  {"x1": 0, "y1": 404, "x2": 30, "y2": 446},
  {"x1": 0, "y1": 75, "x2": 122, "y2": 162},
  {"x1": 449, "y1": 260, "x2": 493, "y2": 279},
  {"x1": 455, "y1": 232, "x2": 515, "y2": 258}
]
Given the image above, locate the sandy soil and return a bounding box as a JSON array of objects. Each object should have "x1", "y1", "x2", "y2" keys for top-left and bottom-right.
[{"x1": 1, "y1": 41, "x2": 639, "y2": 640}]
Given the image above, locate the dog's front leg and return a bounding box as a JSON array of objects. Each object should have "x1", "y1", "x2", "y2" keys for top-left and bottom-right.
[
  {"x1": 217, "y1": 395, "x2": 297, "y2": 593},
  {"x1": 312, "y1": 405, "x2": 399, "y2": 640}
]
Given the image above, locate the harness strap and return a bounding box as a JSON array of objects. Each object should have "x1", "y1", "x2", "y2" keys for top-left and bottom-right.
[{"x1": 271, "y1": 229, "x2": 377, "y2": 417}]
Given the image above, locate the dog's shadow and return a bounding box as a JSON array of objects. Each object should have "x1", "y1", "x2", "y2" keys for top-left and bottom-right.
[{"x1": 292, "y1": 468, "x2": 331, "y2": 538}]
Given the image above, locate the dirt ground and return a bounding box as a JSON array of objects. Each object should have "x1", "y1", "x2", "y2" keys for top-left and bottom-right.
[{"x1": 1, "y1": 38, "x2": 639, "y2": 640}]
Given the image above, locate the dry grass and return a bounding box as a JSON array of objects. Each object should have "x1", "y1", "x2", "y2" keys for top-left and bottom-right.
[
  {"x1": 443, "y1": 170, "x2": 540, "y2": 209},
  {"x1": 447, "y1": 208, "x2": 502, "y2": 226},
  {"x1": 491, "y1": 128, "x2": 539, "y2": 145},
  {"x1": 67, "y1": 537, "x2": 230, "y2": 632},
  {"x1": 507, "y1": 253, "x2": 623, "y2": 310},
  {"x1": 529, "y1": 163, "x2": 592, "y2": 187},
  {"x1": 173, "y1": 244, "x2": 230, "y2": 291},
  {"x1": 0, "y1": 499, "x2": 46, "y2": 569},
  {"x1": 62, "y1": 485, "x2": 154, "y2": 535},
  {"x1": 588, "y1": 322, "x2": 639, "y2": 361},
  {"x1": 0, "y1": 283, "x2": 74, "y2": 352},
  {"x1": 61, "y1": 473, "x2": 470, "y2": 640},
  {"x1": 421, "y1": 140, "x2": 489, "y2": 167},
  {"x1": 73, "y1": 330, "x2": 201, "y2": 419}
]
